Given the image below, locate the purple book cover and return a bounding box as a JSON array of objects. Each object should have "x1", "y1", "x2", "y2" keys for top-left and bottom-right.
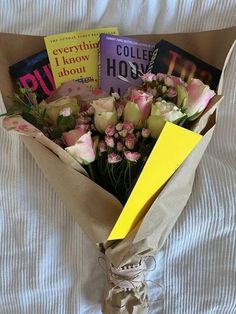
[{"x1": 99, "y1": 34, "x2": 155, "y2": 95}]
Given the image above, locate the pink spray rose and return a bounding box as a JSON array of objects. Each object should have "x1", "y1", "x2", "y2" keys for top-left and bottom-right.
[
  {"x1": 108, "y1": 153, "x2": 122, "y2": 164},
  {"x1": 141, "y1": 73, "x2": 157, "y2": 82},
  {"x1": 124, "y1": 151, "x2": 141, "y2": 162},
  {"x1": 186, "y1": 78, "x2": 215, "y2": 119},
  {"x1": 65, "y1": 131, "x2": 97, "y2": 165}
]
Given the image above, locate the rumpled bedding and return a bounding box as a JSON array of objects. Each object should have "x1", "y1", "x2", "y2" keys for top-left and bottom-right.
[{"x1": 0, "y1": 1, "x2": 235, "y2": 313}]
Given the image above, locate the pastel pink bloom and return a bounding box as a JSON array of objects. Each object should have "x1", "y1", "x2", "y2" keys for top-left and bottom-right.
[
  {"x1": 141, "y1": 73, "x2": 157, "y2": 82},
  {"x1": 156, "y1": 73, "x2": 167, "y2": 81},
  {"x1": 115, "y1": 122, "x2": 123, "y2": 131},
  {"x1": 62, "y1": 128, "x2": 86, "y2": 147},
  {"x1": 186, "y1": 78, "x2": 216, "y2": 118},
  {"x1": 141, "y1": 128, "x2": 151, "y2": 138},
  {"x1": 107, "y1": 152, "x2": 122, "y2": 164},
  {"x1": 130, "y1": 89, "x2": 153, "y2": 121},
  {"x1": 105, "y1": 125, "x2": 115, "y2": 136},
  {"x1": 116, "y1": 142, "x2": 123, "y2": 151},
  {"x1": 123, "y1": 121, "x2": 134, "y2": 133},
  {"x1": 118, "y1": 129, "x2": 128, "y2": 138},
  {"x1": 124, "y1": 151, "x2": 141, "y2": 162},
  {"x1": 125, "y1": 134, "x2": 136, "y2": 150},
  {"x1": 98, "y1": 140, "x2": 107, "y2": 153},
  {"x1": 164, "y1": 76, "x2": 174, "y2": 87},
  {"x1": 105, "y1": 136, "x2": 115, "y2": 148},
  {"x1": 59, "y1": 107, "x2": 72, "y2": 117},
  {"x1": 78, "y1": 124, "x2": 89, "y2": 132},
  {"x1": 172, "y1": 76, "x2": 185, "y2": 86},
  {"x1": 167, "y1": 87, "x2": 177, "y2": 98},
  {"x1": 65, "y1": 131, "x2": 96, "y2": 164}
]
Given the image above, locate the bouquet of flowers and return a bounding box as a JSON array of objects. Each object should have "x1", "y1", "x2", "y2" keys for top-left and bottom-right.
[{"x1": 0, "y1": 28, "x2": 235, "y2": 313}]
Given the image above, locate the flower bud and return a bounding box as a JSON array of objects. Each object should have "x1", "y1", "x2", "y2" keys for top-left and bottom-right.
[
  {"x1": 105, "y1": 125, "x2": 115, "y2": 136},
  {"x1": 108, "y1": 153, "x2": 122, "y2": 164},
  {"x1": 105, "y1": 136, "x2": 115, "y2": 148},
  {"x1": 125, "y1": 134, "x2": 136, "y2": 150},
  {"x1": 124, "y1": 151, "x2": 141, "y2": 162}
]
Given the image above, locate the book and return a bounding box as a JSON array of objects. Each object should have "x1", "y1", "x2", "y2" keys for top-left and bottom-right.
[
  {"x1": 9, "y1": 50, "x2": 55, "y2": 102},
  {"x1": 147, "y1": 40, "x2": 221, "y2": 90},
  {"x1": 99, "y1": 34, "x2": 155, "y2": 95},
  {"x1": 44, "y1": 27, "x2": 118, "y2": 88}
]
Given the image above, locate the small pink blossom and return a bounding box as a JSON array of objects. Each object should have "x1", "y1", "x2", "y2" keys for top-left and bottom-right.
[
  {"x1": 115, "y1": 122, "x2": 123, "y2": 131},
  {"x1": 118, "y1": 129, "x2": 128, "y2": 138},
  {"x1": 124, "y1": 151, "x2": 141, "y2": 162},
  {"x1": 164, "y1": 76, "x2": 174, "y2": 87},
  {"x1": 167, "y1": 88, "x2": 177, "y2": 98},
  {"x1": 108, "y1": 153, "x2": 122, "y2": 164},
  {"x1": 98, "y1": 140, "x2": 107, "y2": 153},
  {"x1": 59, "y1": 107, "x2": 72, "y2": 117},
  {"x1": 141, "y1": 73, "x2": 157, "y2": 82},
  {"x1": 156, "y1": 73, "x2": 167, "y2": 81},
  {"x1": 125, "y1": 134, "x2": 136, "y2": 150},
  {"x1": 62, "y1": 128, "x2": 86, "y2": 147},
  {"x1": 105, "y1": 136, "x2": 115, "y2": 148},
  {"x1": 141, "y1": 128, "x2": 151, "y2": 138},
  {"x1": 105, "y1": 125, "x2": 115, "y2": 136},
  {"x1": 123, "y1": 121, "x2": 134, "y2": 133}
]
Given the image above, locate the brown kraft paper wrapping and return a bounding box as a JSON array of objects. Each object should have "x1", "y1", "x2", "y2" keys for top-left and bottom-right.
[{"x1": 0, "y1": 27, "x2": 235, "y2": 313}]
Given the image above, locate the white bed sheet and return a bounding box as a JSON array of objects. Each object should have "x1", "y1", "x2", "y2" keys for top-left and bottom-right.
[{"x1": 0, "y1": 1, "x2": 235, "y2": 313}]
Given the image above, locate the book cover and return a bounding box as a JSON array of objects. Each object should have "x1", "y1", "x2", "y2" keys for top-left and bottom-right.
[
  {"x1": 9, "y1": 50, "x2": 55, "y2": 102},
  {"x1": 147, "y1": 40, "x2": 221, "y2": 90},
  {"x1": 44, "y1": 27, "x2": 118, "y2": 88},
  {"x1": 99, "y1": 34, "x2": 155, "y2": 95}
]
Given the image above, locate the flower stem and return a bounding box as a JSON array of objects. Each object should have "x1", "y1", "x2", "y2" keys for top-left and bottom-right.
[{"x1": 87, "y1": 163, "x2": 95, "y2": 181}]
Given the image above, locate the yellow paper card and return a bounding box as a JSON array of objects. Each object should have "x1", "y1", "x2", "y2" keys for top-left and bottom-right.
[
  {"x1": 108, "y1": 122, "x2": 202, "y2": 240},
  {"x1": 44, "y1": 27, "x2": 118, "y2": 88}
]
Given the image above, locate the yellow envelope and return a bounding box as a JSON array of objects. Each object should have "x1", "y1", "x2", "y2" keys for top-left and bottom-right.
[{"x1": 108, "y1": 122, "x2": 202, "y2": 240}]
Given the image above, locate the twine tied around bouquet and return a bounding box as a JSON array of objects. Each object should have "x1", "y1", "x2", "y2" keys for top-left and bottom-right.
[
  {"x1": 108, "y1": 259, "x2": 146, "y2": 290},
  {"x1": 99, "y1": 256, "x2": 163, "y2": 312}
]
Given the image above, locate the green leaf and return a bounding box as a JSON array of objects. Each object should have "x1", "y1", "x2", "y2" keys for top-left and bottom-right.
[{"x1": 56, "y1": 115, "x2": 76, "y2": 132}]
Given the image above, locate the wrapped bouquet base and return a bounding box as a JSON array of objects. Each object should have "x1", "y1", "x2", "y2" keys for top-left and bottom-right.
[{"x1": 0, "y1": 27, "x2": 235, "y2": 313}]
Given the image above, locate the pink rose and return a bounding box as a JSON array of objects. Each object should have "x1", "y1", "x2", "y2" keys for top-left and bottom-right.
[
  {"x1": 124, "y1": 151, "x2": 141, "y2": 162},
  {"x1": 65, "y1": 131, "x2": 96, "y2": 164},
  {"x1": 141, "y1": 73, "x2": 157, "y2": 82},
  {"x1": 105, "y1": 136, "x2": 115, "y2": 148},
  {"x1": 130, "y1": 90, "x2": 153, "y2": 121},
  {"x1": 105, "y1": 125, "x2": 115, "y2": 136},
  {"x1": 108, "y1": 153, "x2": 122, "y2": 164},
  {"x1": 125, "y1": 134, "x2": 136, "y2": 150},
  {"x1": 123, "y1": 121, "x2": 134, "y2": 133},
  {"x1": 186, "y1": 79, "x2": 216, "y2": 119},
  {"x1": 62, "y1": 128, "x2": 86, "y2": 147}
]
